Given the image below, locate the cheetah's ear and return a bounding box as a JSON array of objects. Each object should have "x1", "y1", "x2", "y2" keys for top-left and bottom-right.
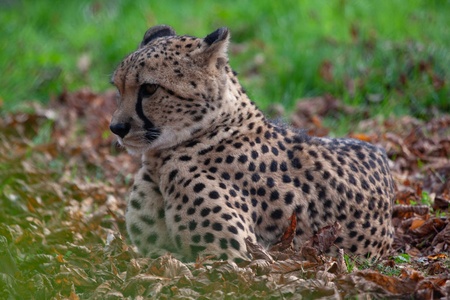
[
  {"x1": 197, "y1": 27, "x2": 230, "y2": 68},
  {"x1": 139, "y1": 25, "x2": 177, "y2": 49}
]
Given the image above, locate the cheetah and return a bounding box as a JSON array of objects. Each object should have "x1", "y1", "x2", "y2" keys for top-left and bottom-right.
[{"x1": 109, "y1": 25, "x2": 395, "y2": 262}]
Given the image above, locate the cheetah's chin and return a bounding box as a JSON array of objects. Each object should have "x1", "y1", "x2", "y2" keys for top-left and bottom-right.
[{"x1": 116, "y1": 139, "x2": 152, "y2": 156}]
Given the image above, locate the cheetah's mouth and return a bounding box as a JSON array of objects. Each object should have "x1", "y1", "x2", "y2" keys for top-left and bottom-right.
[{"x1": 116, "y1": 127, "x2": 161, "y2": 155}]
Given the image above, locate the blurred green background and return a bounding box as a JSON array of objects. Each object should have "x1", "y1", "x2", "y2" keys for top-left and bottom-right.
[{"x1": 1, "y1": 0, "x2": 449, "y2": 120}]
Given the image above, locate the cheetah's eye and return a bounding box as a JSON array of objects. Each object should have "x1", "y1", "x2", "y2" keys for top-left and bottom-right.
[{"x1": 140, "y1": 83, "x2": 159, "y2": 98}]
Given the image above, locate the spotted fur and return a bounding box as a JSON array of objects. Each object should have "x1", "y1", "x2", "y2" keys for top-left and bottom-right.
[{"x1": 110, "y1": 25, "x2": 395, "y2": 262}]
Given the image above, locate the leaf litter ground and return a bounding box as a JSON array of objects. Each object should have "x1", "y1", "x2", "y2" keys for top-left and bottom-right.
[{"x1": 0, "y1": 90, "x2": 449, "y2": 299}]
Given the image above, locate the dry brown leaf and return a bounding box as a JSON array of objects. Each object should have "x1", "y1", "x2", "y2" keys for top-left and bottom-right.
[
  {"x1": 304, "y1": 221, "x2": 342, "y2": 255},
  {"x1": 148, "y1": 253, "x2": 192, "y2": 278},
  {"x1": 248, "y1": 259, "x2": 272, "y2": 275},
  {"x1": 270, "y1": 211, "x2": 296, "y2": 252},
  {"x1": 356, "y1": 269, "x2": 418, "y2": 294},
  {"x1": 410, "y1": 217, "x2": 447, "y2": 237},
  {"x1": 245, "y1": 237, "x2": 274, "y2": 263},
  {"x1": 271, "y1": 259, "x2": 317, "y2": 274},
  {"x1": 410, "y1": 219, "x2": 426, "y2": 230}
]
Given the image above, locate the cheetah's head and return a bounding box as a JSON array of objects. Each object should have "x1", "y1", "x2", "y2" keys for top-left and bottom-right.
[{"x1": 110, "y1": 25, "x2": 231, "y2": 154}]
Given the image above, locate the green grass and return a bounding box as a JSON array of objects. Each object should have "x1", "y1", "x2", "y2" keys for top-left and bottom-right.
[{"x1": 1, "y1": 0, "x2": 449, "y2": 120}]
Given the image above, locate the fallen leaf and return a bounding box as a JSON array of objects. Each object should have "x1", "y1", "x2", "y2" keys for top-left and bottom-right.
[{"x1": 245, "y1": 237, "x2": 274, "y2": 263}]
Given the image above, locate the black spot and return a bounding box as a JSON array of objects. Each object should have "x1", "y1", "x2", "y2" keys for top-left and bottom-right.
[
  {"x1": 267, "y1": 177, "x2": 275, "y2": 188},
  {"x1": 228, "y1": 226, "x2": 238, "y2": 234},
  {"x1": 305, "y1": 170, "x2": 314, "y2": 181},
  {"x1": 270, "y1": 160, "x2": 278, "y2": 172},
  {"x1": 271, "y1": 147, "x2": 279, "y2": 156},
  {"x1": 230, "y1": 238, "x2": 240, "y2": 250},
  {"x1": 284, "y1": 192, "x2": 294, "y2": 204},
  {"x1": 147, "y1": 233, "x2": 158, "y2": 244},
  {"x1": 130, "y1": 199, "x2": 141, "y2": 210},
  {"x1": 259, "y1": 162, "x2": 267, "y2": 172},
  {"x1": 222, "y1": 172, "x2": 231, "y2": 180},
  {"x1": 282, "y1": 175, "x2": 292, "y2": 183},
  {"x1": 291, "y1": 158, "x2": 302, "y2": 169},
  {"x1": 220, "y1": 238, "x2": 228, "y2": 249},
  {"x1": 143, "y1": 174, "x2": 153, "y2": 182},
  {"x1": 226, "y1": 155, "x2": 235, "y2": 163},
  {"x1": 261, "y1": 202, "x2": 268, "y2": 211},
  {"x1": 238, "y1": 155, "x2": 248, "y2": 163},
  {"x1": 158, "y1": 208, "x2": 165, "y2": 219},
  {"x1": 271, "y1": 209, "x2": 283, "y2": 219},
  {"x1": 261, "y1": 145, "x2": 269, "y2": 153},
  {"x1": 140, "y1": 215, "x2": 155, "y2": 226},
  {"x1": 251, "y1": 150, "x2": 259, "y2": 159},
  {"x1": 347, "y1": 221, "x2": 356, "y2": 229},
  {"x1": 168, "y1": 170, "x2": 178, "y2": 182},
  {"x1": 192, "y1": 235, "x2": 201, "y2": 243},
  {"x1": 251, "y1": 173, "x2": 261, "y2": 182},
  {"x1": 235, "y1": 172, "x2": 244, "y2": 180},
  {"x1": 314, "y1": 161, "x2": 322, "y2": 171},
  {"x1": 302, "y1": 183, "x2": 310, "y2": 194},
  {"x1": 307, "y1": 201, "x2": 318, "y2": 218},
  {"x1": 204, "y1": 233, "x2": 214, "y2": 243},
  {"x1": 265, "y1": 225, "x2": 277, "y2": 232},
  {"x1": 337, "y1": 183, "x2": 345, "y2": 194},
  {"x1": 198, "y1": 146, "x2": 213, "y2": 155},
  {"x1": 193, "y1": 183, "x2": 205, "y2": 193},
  {"x1": 209, "y1": 191, "x2": 220, "y2": 199},
  {"x1": 355, "y1": 193, "x2": 364, "y2": 204},
  {"x1": 201, "y1": 208, "x2": 211, "y2": 217},
  {"x1": 219, "y1": 253, "x2": 228, "y2": 260},
  {"x1": 280, "y1": 162, "x2": 288, "y2": 172},
  {"x1": 194, "y1": 197, "x2": 204, "y2": 206},
  {"x1": 257, "y1": 187, "x2": 266, "y2": 196},
  {"x1": 130, "y1": 224, "x2": 142, "y2": 235},
  {"x1": 222, "y1": 214, "x2": 232, "y2": 221},
  {"x1": 270, "y1": 190, "x2": 279, "y2": 201},
  {"x1": 212, "y1": 223, "x2": 223, "y2": 231},
  {"x1": 308, "y1": 150, "x2": 318, "y2": 158},
  {"x1": 349, "y1": 174, "x2": 357, "y2": 185},
  {"x1": 356, "y1": 152, "x2": 366, "y2": 160},
  {"x1": 216, "y1": 145, "x2": 226, "y2": 152},
  {"x1": 361, "y1": 179, "x2": 370, "y2": 190}
]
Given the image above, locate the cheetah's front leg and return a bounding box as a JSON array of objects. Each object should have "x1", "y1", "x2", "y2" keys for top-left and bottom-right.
[
  {"x1": 125, "y1": 169, "x2": 174, "y2": 257},
  {"x1": 163, "y1": 179, "x2": 256, "y2": 263}
]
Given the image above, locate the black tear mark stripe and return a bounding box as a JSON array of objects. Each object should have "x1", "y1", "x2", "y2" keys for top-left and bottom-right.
[
  {"x1": 136, "y1": 89, "x2": 160, "y2": 143},
  {"x1": 136, "y1": 90, "x2": 155, "y2": 130}
]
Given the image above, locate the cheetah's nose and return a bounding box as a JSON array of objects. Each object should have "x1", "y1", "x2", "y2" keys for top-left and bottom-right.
[{"x1": 110, "y1": 123, "x2": 131, "y2": 138}]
